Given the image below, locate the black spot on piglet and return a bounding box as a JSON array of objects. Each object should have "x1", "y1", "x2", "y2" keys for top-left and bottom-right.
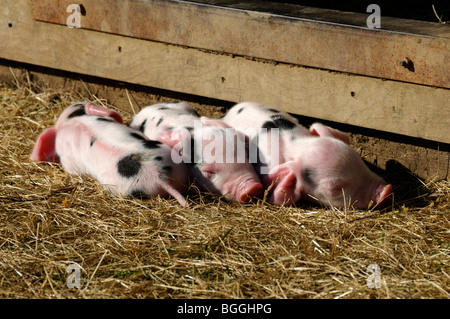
[
  {"x1": 142, "y1": 140, "x2": 162, "y2": 149},
  {"x1": 271, "y1": 115, "x2": 296, "y2": 130},
  {"x1": 138, "y1": 119, "x2": 147, "y2": 133},
  {"x1": 261, "y1": 121, "x2": 277, "y2": 130},
  {"x1": 161, "y1": 165, "x2": 172, "y2": 174},
  {"x1": 67, "y1": 107, "x2": 86, "y2": 119},
  {"x1": 302, "y1": 168, "x2": 315, "y2": 186},
  {"x1": 262, "y1": 115, "x2": 296, "y2": 131},
  {"x1": 130, "y1": 132, "x2": 146, "y2": 141},
  {"x1": 117, "y1": 153, "x2": 142, "y2": 178},
  {"x1": 158, "y1": 164, "x2": 173, "y2": 180},
  {"x1": 130, "y1": 132, "x2": 162, "y2": 149},
  {"x1": 96, "y1": 117, "x2": 115, "y2": 123}
]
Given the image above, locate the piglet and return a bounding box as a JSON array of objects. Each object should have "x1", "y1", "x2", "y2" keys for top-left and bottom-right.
[
  {"x1": 130, "y1": 102, "x2": 263, "y2": 202},
  {"x1": 222, "y1": 102, "x2": 392, "y2": 209},
  {"x1": 30, "y1": 102, "x2": 189, "y2": 206}
]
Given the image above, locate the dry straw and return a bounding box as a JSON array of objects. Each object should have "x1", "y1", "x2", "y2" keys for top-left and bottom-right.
[{"x1": 0, "y1": 74, "x2": 448, "y2": 298}]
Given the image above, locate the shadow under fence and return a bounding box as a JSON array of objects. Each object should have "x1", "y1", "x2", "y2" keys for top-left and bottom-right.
[{"x1": 383, "y1": 159, "x2": 432, "y2": 208}]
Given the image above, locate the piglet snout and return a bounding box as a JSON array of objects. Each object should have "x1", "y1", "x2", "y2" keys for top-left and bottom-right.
[
  {"x1": 237, "y1": 179, "x2": 264, "y2": 202},
  {"x1": 374, "y1": 183, "x2": 393, "y2": 207},
  {"x1": 266, "y1": 172, "x2": 299, "y2": 206}
]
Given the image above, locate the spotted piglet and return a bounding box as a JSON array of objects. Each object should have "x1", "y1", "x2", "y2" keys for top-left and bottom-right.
[
  {"x1": 130, "y1": 102, "x2": 264, "y2": 202},
  {"x1": 129, "y1": 102, "x2": 200, "y2": 138},
  {"x1": 30, "y1": 102, "x2": 189, "y2": 206},
  {"x1": 222, "y1": 102, "x2": 392, "y2": 209}
]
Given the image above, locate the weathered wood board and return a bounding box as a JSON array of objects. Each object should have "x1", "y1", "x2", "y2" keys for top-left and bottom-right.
[
  {"x1": 31, "y1": 0, "x2": 449, "y2": 88},
  {"x1": 1, "y1": 0, "x2": 449, "y2": 144}
]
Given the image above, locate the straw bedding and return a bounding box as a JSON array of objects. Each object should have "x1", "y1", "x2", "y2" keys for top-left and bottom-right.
[{"x1": 0, "y1": 77, "x2": 448, "y2": 298}]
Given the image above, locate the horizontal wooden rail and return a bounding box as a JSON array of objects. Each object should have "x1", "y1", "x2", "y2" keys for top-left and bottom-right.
[{"x1": 30, "y1": 0, "x2": 450, "y2": 88}]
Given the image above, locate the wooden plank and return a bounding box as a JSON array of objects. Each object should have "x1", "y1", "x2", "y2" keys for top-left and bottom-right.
[
  {"x1": 1, "y1": 0, "x2": 449, "y2": 143},
  {"x1": 194, "y1": 0, "x2": 450, "y2": 38},
  {"x1": 30, "y1": 0, "x2": 450, "y2": 88}
]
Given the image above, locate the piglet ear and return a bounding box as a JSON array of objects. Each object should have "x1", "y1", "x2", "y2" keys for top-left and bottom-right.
[
  {"x1": 200, "y1": 116, "x2": 230, "y2": 128},
  {"x1": 30, "y1": 127, "x2": 59, "y2": 162},
  {"x1": 84, "y1": 102, "x2": 123, "y2": 124},
  {"x1": 309, "y1": 123, "x2": 350, "y2": 144},
  {"x1": 157, "y1": 131, "x2": 180, "y2": 149},
  {"x1": 156, "y1": 129, "x2": 191, "y2": 149}
]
